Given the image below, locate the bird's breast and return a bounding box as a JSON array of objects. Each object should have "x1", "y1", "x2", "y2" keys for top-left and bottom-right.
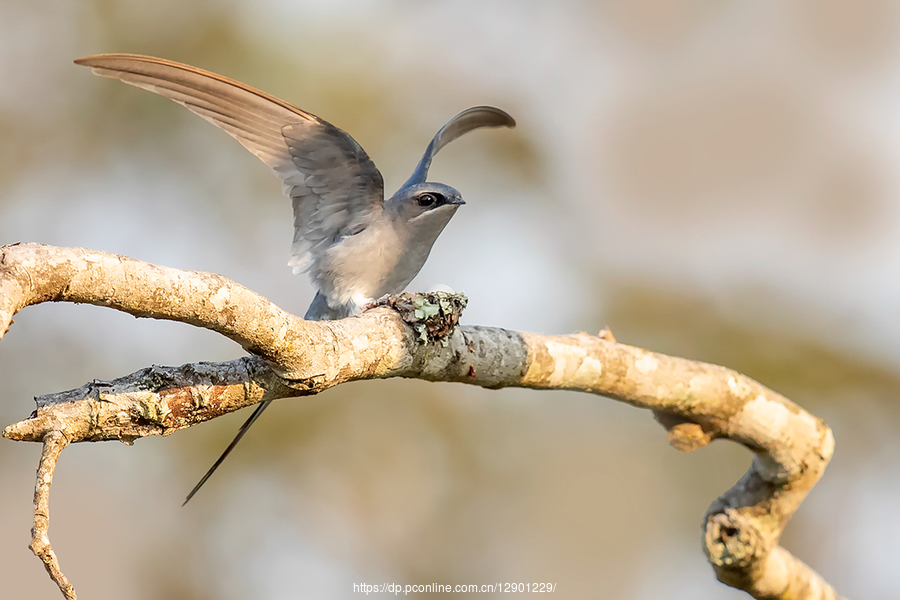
[{"x1": 316, "y1": 222, "x2": 424, "y2": 306}]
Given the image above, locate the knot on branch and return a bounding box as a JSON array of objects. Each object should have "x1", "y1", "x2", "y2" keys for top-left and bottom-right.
[
  {"x1": 369, "y1": 292, "x2": 467, "y2": 344},
  {"x1": 653, "y1": 410, "x2": 713, "y2": 452},
  {"x1": 704, "y1": 508, "x2": 765, "y2": 569}
]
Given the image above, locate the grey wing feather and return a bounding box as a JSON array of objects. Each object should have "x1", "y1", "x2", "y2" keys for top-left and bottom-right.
[
  {"x1": 280, "y1": 120, "x2": 383, "y2": 273},
  {"x1": 74, "y1": 54, "x2": 384, "y2": 276},
  {"x1": 403, "y1": 106, "x2": 516, "y2": 188}
]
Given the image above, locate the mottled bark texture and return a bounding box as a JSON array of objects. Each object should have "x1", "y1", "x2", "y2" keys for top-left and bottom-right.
[{"x1": 1, "y1": 243, "x2": 843, "y2": 600}]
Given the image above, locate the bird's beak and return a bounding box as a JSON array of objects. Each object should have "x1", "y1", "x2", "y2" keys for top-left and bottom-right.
[{"x1": 448, "y1": 196, "x2": 466, "y2": 206}]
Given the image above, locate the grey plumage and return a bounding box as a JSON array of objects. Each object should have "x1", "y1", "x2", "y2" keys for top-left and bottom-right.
[{"x1": 75, "y1": 53, "x2": 514, "y2": 502}]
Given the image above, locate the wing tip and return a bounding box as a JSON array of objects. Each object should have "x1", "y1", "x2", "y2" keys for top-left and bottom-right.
[
  {"x1": 73, "y1": 54, "x2": 106, "y2": 67},
  {"x1": 466, "y1": 105, "x2": 516, "y2": 129},
  {"x1": 490, "y1": 106, "x2": 517, "y2": 129},
  {"x1": 74, "y1": 53, "x2": 144, "y2": 67}
]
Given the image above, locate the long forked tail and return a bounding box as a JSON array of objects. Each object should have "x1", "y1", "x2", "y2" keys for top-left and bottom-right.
[
  {"x1": 183, "y1": 293, "x2": 347, "y2": 504},
  {"x1": 182, "y1": 399, "x2": 274, "y2": 505}
]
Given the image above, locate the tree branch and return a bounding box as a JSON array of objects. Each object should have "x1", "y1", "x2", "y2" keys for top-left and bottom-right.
[
  {"x1": 0, "y1": 243, "x2": 843, "y2": 600},
  {"x1": 30, "y1": 431, "x2": 75, "y2": 600}
]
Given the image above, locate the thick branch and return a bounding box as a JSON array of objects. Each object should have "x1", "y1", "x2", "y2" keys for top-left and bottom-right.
[{"x1": 0, "y1": 243, "x2": 842, "y2": 600}]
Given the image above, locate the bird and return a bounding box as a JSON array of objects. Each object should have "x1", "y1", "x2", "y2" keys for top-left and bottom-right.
[{"x1": 75, "y1": 53, "x2": 515, "y2": 504}]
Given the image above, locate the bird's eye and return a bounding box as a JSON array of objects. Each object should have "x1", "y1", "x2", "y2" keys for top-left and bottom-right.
[{"x1": 417, "y1": 193, "x2": 440, "y2": 207}]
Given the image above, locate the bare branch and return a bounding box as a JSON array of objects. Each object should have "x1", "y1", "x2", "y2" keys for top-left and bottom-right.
[
  {"x1": 0, "y1": 243, "x2": 843, "y2": 600},
  {"x1": 30, "y1": 431, "x2": 75, "y2": 600}
]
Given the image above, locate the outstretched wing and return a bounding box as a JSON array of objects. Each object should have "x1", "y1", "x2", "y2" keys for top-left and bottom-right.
[
  {"x1": 74, "y1": 54, "x2": 384, "y2": 273},
  {"x1": 402, "y1": 106, "x2": 515, "y2": 188}
]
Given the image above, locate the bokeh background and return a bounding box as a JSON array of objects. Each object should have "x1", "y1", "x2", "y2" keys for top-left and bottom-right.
[{"x1": 1, "y1": 0, "x2": 899, "y2": 598}]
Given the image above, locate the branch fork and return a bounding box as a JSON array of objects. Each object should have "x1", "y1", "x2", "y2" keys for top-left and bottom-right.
[{"x1": 0, "y1": 243, "x2": 843, "y2": 600}]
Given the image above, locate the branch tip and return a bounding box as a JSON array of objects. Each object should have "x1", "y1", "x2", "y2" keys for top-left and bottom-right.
[{"x1": 30, "y1": 430, "x2": 76, "y2": 599}]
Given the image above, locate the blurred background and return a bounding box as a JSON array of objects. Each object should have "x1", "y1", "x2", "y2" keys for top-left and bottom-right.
[{"x1": 1, "y1": 0, "x2": 898, "y2": 598}]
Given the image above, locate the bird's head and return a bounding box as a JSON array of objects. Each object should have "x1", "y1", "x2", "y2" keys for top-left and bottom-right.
[{"x1": 387, "y1": 182, "x2": 465, "y2": 234}]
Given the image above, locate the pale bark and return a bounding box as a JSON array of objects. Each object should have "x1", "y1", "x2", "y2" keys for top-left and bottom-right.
[{"x1": 0, "y1": 243, "x2": 843, "y2": 600}]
